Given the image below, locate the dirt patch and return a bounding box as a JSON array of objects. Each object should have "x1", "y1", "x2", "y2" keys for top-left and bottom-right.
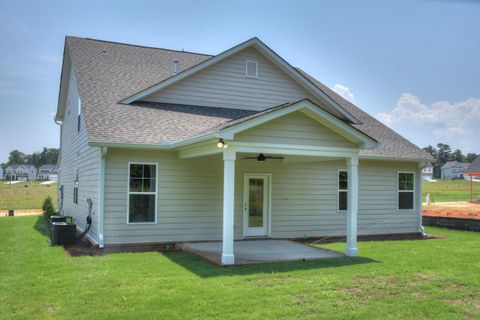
[
  {"x1": 0, "y1": 209, "x2": 43, "y2": 217},
  {"x1": 423, "y1": 201, "x2": 480, "y2": 220}
]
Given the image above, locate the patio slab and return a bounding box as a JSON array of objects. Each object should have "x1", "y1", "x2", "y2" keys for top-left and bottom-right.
[{"x1": 179, "y1": 240, "x2": 344, "y2": 266}]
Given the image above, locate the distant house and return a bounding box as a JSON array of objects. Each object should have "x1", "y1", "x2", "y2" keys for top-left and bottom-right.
[
  {"x1": 0, "y1": 166, "x2": 3, "y2": 179},
  {"x1": 4, "y1": 164, "x2": 37, "y2": 181},
  {"x1": 421, "y1": 163, "x2": 434, "y2": 180},
  {"x1": 465, "y1": 155, "x2": 480, "y2": 181},
  {"x1": 37, "y1": 164, "x2": 58, "y2": 181},
  {"x1": 441, "y1": 161, "x2": 470, "y2": 179}
]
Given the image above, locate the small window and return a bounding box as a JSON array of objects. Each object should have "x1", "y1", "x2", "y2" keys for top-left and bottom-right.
[
  {"x1": 128, "y1": 163, "x2": 157, "y2": 223},
  {"x1": 398, "y1": 172, "x2": 415, "y2": 210},
  {"x1": 77, "y1": 98, "x2": 82, "y2": 132},
  {"x1": 246, "y1": 60, "x2": 258, "y2": 78},
  {"x1": 338, "y1": 170, "x2": 348, "y2": 211},
  {"x1": 73, "y1": 168, "x2": 79, "y2": 205}
]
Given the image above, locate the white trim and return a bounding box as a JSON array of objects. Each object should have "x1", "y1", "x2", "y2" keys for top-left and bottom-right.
[
  {"x1": 337, "y1": 169, "x2": 348, "y2": 213},
  {"x1": 120, "y1": 38, "x2": 359, "y2": 124},
  {"x1": 245, "y1": 60, "x2": 258, "y2": 78},
  {"x1": 126, "y1": 162, "x2": 159, "y2": 224},
  {"x1": 397, "y1": 171, "x2": 416, "y2": 212},
  {"x1": 360, "y1": 155, "x2": 433, "y2": 162},
  {"x1": 243, "y1": 173, "x2": 272, "y2": 238}
]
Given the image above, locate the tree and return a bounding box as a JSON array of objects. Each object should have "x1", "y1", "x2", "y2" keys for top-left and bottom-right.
[
  {"x1": 436, "y1": 143, "x2": 451, "y2": 165},
  {"x1": 466, "y1": 153, "x2": 478, "y2": 163},
  {"x1": 8, "y1": 150, "x2": 26, "y2": 165},
  {"x1": 422, "y1": 145, "x2": 437, "y2": 159},
  {"x1": 451, "y1": 149, "x2": 464, "y2": 162}
]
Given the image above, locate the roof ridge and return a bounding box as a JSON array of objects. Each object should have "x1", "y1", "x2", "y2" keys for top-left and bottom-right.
[{"x1": 66, "y1": 35, "x2": 214, "y2": 57}]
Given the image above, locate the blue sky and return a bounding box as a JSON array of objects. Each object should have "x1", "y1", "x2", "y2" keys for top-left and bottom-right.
[{"x1": 0, "y1": 0, "x2": 479, "y2": 162}]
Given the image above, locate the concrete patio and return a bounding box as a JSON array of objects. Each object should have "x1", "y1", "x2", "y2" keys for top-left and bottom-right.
[{"x1": 179, "y1": 240, "x2": 345, "y2": 266}]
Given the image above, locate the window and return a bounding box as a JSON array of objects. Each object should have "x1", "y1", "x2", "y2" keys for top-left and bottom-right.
[
  {"x1": 246, "y1": 60, "x2": 258, "y2": 78},
  {"x1": 128, "y1": 163, "x2": 157, "y2": 223},
  {"x1": 73, "y1": 168, "x2": 79, "y2": 205},
  {"x1": 77, "y1": 97, "x2": 82, "y2": 132},
  {"x1": 398, "y1": 172, "x2": 415, "y2": 210},
  {"x1": 338, "y1": 170, "x2": 348, "y2": 211}
]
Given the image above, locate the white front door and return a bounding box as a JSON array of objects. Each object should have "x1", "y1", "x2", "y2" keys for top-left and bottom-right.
[{"x1": 243, "y1": 174, "x2": 270, "y2": 237}]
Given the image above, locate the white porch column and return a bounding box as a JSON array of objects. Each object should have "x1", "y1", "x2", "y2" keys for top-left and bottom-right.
[
  {"x1": 346, "y1": 156, "x2": 359, "y2": 257},
  {"x1": 418, "y1": 162, "x2": 426, "y2": 235},
  {"x1": 222, "y1": 150, "x2": 236, "y2": 265}
]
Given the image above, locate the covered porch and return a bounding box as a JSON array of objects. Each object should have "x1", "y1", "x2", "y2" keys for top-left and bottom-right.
[
  {"x1": 179, "y1": 239, "x2": 344, "y2": 266},
  {"x1": 176, "y1": 100, "x2": 376, "y2": 265}
]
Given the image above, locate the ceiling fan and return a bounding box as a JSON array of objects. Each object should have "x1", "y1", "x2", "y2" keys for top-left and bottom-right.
[{"x1": 241, "y1": 153, "x2": 284, "y2": 162}]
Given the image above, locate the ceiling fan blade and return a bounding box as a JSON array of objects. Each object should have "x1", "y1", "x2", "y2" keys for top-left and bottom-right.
[
  {"x1": 241, "y1": 157, "x2": 258, "y2": 160},
  {"x1": 265, "y1": 156, "x2": 285, "y2": 159}
]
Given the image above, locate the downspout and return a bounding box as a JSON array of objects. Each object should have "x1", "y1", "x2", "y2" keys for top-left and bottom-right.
[
  {"x1": 98, "y1": 146, "x2": 108, "y2": 248},
  {"x1": 418, "y1": 161, "x2": 426, "y2": 236}
]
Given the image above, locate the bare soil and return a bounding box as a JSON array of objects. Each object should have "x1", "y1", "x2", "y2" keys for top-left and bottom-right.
[{"x1": 423, "y1": 201, "x2": 480, "y2": 220}]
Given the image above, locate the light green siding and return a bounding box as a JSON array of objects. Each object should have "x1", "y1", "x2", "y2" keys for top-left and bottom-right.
[
  {"x1": 58, "y1": 68, "x2": 100, "y2": 243},
  {"x1": 143, "y1": 47, "x2": 318, "y2": 111},
  {"x1": 103, "y1": 148, "x2": 420, "y2": 245},
  {"x1": 235, "y1": 111, "x2": 357, "y2": 148}
]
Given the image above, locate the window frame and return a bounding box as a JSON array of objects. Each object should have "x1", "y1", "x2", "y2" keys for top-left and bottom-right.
[
  {"x1": 73, "y1": 168, "x2": 79, "y2": 205},
  {"x1": 126, "y1": 162, "x2": 158, "y2": 225},
  {"x1": 337, "y1": 169, "x2": 348, "y2": 213},
  {"x1": 77, "y1": 97, "x2": 82, "y2": 133},
  {"x1": 397, "y1": 171, "x2": 415, "y2": 211},
  {"x1": 245, "y1": 60, "x2": 258, "y2": 78}
]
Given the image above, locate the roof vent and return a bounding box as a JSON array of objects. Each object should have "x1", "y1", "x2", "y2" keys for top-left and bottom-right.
[{"x1": 173, "y1": 59, "x2": 179, "y2": 75}]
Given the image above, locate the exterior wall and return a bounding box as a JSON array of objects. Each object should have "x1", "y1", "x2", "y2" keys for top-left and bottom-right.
[
  {"x1": 143, "y1": 47, "x2": 318, "y2": 111},
  {"x1": 235, "y1": 111, "x2": 356, "y2": 148},
  {"x1": 58, "y1": 68, "x2": 100, "y2": 243},
  {"x1": 103, "y1": 148, "x2": 421, "y2": 244}
]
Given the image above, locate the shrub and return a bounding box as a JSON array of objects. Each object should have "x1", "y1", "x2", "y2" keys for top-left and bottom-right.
[{"x1": 42, "y1": 196, "x2": 56, "y2": 216}]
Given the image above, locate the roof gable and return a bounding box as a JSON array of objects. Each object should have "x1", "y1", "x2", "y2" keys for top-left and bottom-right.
[
  {"x1": 214, "y1": 99, "x2": 377, "y2": 149},
  {"x1": 141, "y1": 46, "x2": 320, "y2": 112},
  {"x1": 122, "y1": 38, "x2": 360, "y2": 124}
]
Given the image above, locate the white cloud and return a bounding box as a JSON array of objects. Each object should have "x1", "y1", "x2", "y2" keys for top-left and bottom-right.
[
  {"x1": 376, "y1": 93, "x2": 480, "y2": 153},
  {"x1": 331, "y1": 83, "x2": 355, "y2": 103}
]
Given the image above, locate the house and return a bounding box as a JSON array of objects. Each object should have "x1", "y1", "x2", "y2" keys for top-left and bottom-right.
[
  {"x1": 4, "y1": 164, "x2": 37, "y2": 181},
  {"x1": 0, "y1": 166, "x2": 3, "y2": 179},
  {"x1": 441, "y1": 161, "x2": 470, "y2": 179},
  {"x1": 37, "y1": 164, "x2": 58, "y2": 181},
  {"x1": 55, "y1": 36, "x2": 432, "y2": 265},
  {"x1": 465, "y1": 155, "x2": 480, "y2": 181},
  {"x1": 421, "y1": 163, "x2": 434, "y2": 180}
]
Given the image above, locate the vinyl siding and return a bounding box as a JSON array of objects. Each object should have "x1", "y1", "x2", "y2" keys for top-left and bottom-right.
[
  {"x1": 143, "y1": 47, "x2": 319, "y2": 111},
  {"x1": 58, "y1": 68, "x2": 100, "y2": 243},
  {"x1": 236, "y1": 111, "x2": 357, "y2": 148},
  {"x1": 103, "y1": 148, "x2": 420, "y2": 244}
]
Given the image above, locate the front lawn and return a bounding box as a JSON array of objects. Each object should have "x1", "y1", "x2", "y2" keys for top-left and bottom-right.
[
  {"x1": 422, "y1": 179, "x2": 478, "y2": 202},
  {"x1": 0, "y1": 181, "x2": 57, "y2": 210},
  {"x1": 1, "y1": 216, "x2": 479, "y2": 319}
]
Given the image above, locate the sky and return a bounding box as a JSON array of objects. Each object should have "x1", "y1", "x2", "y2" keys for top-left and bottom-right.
[{"x1": 0, "y1": 0, "x2": 479, "y2": 162}]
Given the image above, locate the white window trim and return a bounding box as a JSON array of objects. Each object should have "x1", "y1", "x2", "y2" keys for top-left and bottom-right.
[
  {"x1": 127, "y1": 162, "x2": 158, "y2": 224},
  {"x1": 245, "y1": 60, "x2": 258, "y2": 78},
  {"x1": 337, "y1": 169, "x2": 348, "y2": 213},
  {"x1": 397, "y1": 171, "x2": 415, "y2": 211}
]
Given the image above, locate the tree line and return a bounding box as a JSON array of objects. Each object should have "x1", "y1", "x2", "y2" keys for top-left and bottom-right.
[
  {"x1": 1, "y1": 148, "x2": 59, "y2": 169},
  {"x1": 423, "y1": 143, "x2": 477, "y2": 178}
]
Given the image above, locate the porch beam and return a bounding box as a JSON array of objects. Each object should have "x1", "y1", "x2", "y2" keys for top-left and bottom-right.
[
  {"x1": 346, "y1": 156, "x2": 358, "y2": 257},
  {"x1": 221, "y1": 150, "x2": 236, "y2": 265}
]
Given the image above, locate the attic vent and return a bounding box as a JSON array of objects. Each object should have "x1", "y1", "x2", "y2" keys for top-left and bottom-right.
[
  {"x1": 246, "y1": 60, "x2": 258, "y2": 78},
  {"x1": 173, "y1": 59, "x2": 179, "y2": 75}
]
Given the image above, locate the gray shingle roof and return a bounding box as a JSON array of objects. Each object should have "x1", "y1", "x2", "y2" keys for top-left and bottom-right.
[
  {"x1": 466, "y1": 155, "x2": 480, "y2": 173},
  {"x1": 64, "y1": 36, "x2": 432, "y2": 160},
  {"x1": 442, "y1": 161, "x2": 471, "y2": 169}
]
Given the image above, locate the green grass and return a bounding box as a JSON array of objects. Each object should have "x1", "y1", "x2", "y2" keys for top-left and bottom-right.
[
  {"x1": 0, "y1": 181, "x2": 57, "y2": 210},
  {"x1": 422, "y1": 179, "x2": 479, "y2": 202},
  {"x1": 1, "y1": 216, "x2": 479, "y2": 319}
]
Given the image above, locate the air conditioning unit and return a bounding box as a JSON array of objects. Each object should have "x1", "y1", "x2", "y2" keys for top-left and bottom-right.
[{"x1": 51, "y1": 222, "x2": 76, "y2": 246}]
